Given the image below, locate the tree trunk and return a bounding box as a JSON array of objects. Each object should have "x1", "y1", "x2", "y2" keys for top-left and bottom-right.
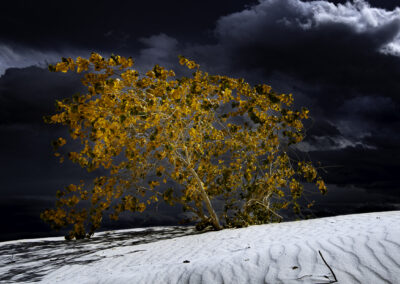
[{"x1": 189, "y1": 168, "x2": 222, "y2": 230}]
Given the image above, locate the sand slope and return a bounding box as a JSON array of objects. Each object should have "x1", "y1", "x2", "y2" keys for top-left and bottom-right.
[
  {"x1": 37, "y1": 211, "x2": 400, "y2": 284},
  {"x1": 1, "y1": 212, "x2": 399, "y2": 283}
]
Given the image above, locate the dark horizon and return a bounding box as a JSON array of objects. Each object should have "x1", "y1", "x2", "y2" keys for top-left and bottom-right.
[{"x1": 1, "y1": 0, "x2": 400, "y2": 242}]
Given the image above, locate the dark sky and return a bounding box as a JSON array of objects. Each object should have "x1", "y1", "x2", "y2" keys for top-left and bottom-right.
[{"x1": 1, "y1": 0, "x2": 400, "y2": 241}]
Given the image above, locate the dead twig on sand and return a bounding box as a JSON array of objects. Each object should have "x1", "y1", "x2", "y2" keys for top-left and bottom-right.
[{"x1": 318, "y1": 250, "x2": 338, "y2": 283}]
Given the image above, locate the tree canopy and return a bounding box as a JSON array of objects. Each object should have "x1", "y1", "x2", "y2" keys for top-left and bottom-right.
[{"x1": 41, "y1": 53, "x2": 327, "y2": 240}]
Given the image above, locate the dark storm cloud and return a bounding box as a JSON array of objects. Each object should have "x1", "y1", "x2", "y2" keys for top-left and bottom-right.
[
  {"x1": 0, "y1": 0, "x2": 258, "y2": 50},
  {"x1": 308, "y1": 146, "x2": 400, "y2": 197},
  {"x1": 176, "y1": 0, "x2": 400, "y2": 141},
  {"x1": 136, "y1": 33, "x2": 180, "y2": 71},
  {"x1": 0, "y1": 0, "x2": 258, "y2": 76},
  {"x1": 182, "y1": 0, "x2": 400, "y2": 148},
  {"x1": 0, "y1": 66, "x2": 84, "y2": 125},
  {"x1": 0, "y1": 67, "x2": 94, "y2": 194},
  {"x1": 305, "y1": 120, "x2": 341, "y2": 137},
  {"x1": 0, "y1": 44, "x2": 86, "y2": 76},
  {"x1": 317, "y1": 0, "x2": 400, "y2": 10},
  {"x1": 212, "y1": 0, "x2": 400, "y2": 105},
  {"x1": 339, "y1": 95, "x2": 400, "y2": 130}
]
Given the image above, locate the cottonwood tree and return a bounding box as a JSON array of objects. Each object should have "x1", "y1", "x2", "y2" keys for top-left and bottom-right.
[{"x1": 41, "y1": 53, "x2": 327, "y2": 239}]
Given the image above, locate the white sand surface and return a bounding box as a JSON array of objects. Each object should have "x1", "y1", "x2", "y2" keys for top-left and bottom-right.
[{"x1": 1, "y1": 211, "x2": 399, "y2": 283}]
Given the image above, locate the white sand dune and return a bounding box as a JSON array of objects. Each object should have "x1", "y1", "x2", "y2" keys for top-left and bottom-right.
[{"x1": 1, "y1": 211, "x2": 400, "y2": 283}]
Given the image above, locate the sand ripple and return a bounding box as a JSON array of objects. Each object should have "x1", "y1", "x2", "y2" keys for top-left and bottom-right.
[{"x1": 1, "y1": 211, "x2": 399, "y2": 283}]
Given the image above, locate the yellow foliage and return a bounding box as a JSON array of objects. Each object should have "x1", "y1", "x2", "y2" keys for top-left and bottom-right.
[{"x1": 42, "y1": 53, "x2": 327, "y2": 239}]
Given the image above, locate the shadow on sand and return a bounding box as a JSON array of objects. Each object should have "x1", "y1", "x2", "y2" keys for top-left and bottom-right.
[{"x1": 0, "y1": 226, "x2": 200, "y2": 283}]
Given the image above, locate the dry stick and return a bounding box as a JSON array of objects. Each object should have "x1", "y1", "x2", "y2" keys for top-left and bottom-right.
[{"x1": 318, "y1": 250, "x2": 338, "y2": 283}]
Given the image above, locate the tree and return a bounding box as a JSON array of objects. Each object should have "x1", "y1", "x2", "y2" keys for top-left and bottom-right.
[{"x1": 41, "y1": 53, "x2": 327, "y2": 239}]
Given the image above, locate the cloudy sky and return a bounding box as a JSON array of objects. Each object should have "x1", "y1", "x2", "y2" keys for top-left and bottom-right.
[{"x1": 1, "y1": 0, "x2": 400, "y2": 241}]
